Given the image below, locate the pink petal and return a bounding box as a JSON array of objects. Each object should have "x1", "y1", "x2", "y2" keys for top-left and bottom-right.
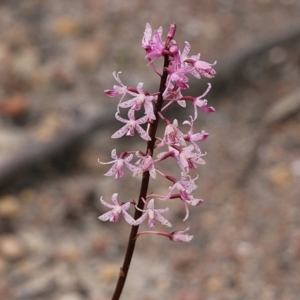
[
  {"x1": 104, "y1": 163, "x2": 118, "y2": 177},
  {"x1": 134, "y1": 213, "x2": 148, "y2": 225},
  {"x1": 111, "y1": 124, "x2": 129, "y2": 139},
  {"x1": 99, "y1": 197, "x2": 114, "y2": 209},
  {"x1": 122, "y1": 210, "x2": 136, "y2": 225},
  {"x1": 98, "y1": 211, "x2": 114, "y2": 221},
  {"x1": 155, "y1": 213, "x2": 172, "y2": 227},
  {"x1": 135, "y1": 124, "x2": 151, "y2": 141},
  {"x1": 111, "y1": 193, "x2": 120, "y2": 206}
]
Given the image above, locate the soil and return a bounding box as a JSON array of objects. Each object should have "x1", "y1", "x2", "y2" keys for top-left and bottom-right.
[{"x1": 0, "y1": 1, "x2": 300, "y2": 300}]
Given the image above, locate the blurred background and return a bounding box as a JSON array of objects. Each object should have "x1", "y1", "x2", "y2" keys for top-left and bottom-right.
[{"x1": 0, "y1": 0, "x2": 300, "y2": 299}]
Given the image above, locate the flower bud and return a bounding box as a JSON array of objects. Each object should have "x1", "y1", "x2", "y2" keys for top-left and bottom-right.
[{"x1": 166, "y1": 22, "x2": 177, "y2": 46}]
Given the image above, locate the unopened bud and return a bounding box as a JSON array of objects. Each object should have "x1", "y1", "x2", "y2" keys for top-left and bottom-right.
[
  {"x1": 166, "y1": 22, "x2": 177, "y2": 46},
  {"x1": 167, "y1": 23, "x2": 176, "y2": 39}
]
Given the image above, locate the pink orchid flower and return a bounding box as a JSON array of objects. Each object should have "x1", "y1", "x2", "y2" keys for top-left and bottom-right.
[
  {"x1": 118, "y1": 82, "x2": 156, "y2": 120},
  {"x1": 142, "y1": 23, "x2": 165, "y2": 63},
  {"x1": 185, "y1": 57, "x2": 217, "y2": 79},
  {"x1": 104, "y1": 72, "x2": 128, "y2": 110},
  {"x1": 98, "y1": 193, "x2": 135, "y2": 225},
  {"x1": 157, "y1": 119, "x2": 186, "y2": 147},
  {"x1": 98, "y1": 149, "x2": 137, "y2": 179},
  {"x1": 136, "y1": 227, "x2": 193, "y2": 242},
  {"x1": 135, "y1": 199, "x2": 172, "y2": 228},
  {"x1": 180, "y1": 84, "x2": 215, "y2": 120},
  {"x1": 112, "y1": 109, "x2": 151, "y2": 141},
  {"x1": 133, "y1": 151, "x2": 156, "y2": 179},
  {"x1": 183, "y1": 116, "x2": 209, "y2": 153}
]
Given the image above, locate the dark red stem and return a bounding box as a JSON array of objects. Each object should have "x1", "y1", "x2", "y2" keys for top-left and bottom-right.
[{"x1": 111, "y1": 55, "x2": 170, "y2": 300}]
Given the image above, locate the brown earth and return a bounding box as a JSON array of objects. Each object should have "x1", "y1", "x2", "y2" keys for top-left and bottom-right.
[{"x1": 0, "y1": 1, "x2": 300, "y2": 300}]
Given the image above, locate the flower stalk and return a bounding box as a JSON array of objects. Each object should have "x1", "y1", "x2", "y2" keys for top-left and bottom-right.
[
  {"x1": 111, "y1": 56, "x2": 170, "y2": 300},
  {"x1": 99, "y1": 22, "x2": 216, "y2": 300}
]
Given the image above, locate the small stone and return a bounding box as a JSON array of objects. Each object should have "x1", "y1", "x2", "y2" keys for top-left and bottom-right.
[
  {"x1": 206, "y1": 276, "x2": 223, "y2": 292},
  {"x1": 12, "y1": 47, "x2": 40, "y2": 79},
  {"x1": 91, "y1": 237, "x2": 109, "y2": 254},
  {"x1": 0, "y1": 235, "x2": 26, "y2": 261},
  {"x1": 20, "y1": 230, "x2": 45, "y2": 253},
  {"x1": 0, "y1": 195, "x2": 21, "y2": 218},
  {"x1": 268, "y1": 165, "x2": 292, "y2": 188},
  {"x1": 54, "y1": 244, "x2": 81, "y2": 262},
  {"x1": 0, "y1": 94, "x2": 29, "y2": 117},
  {"x1": 99, "y1": 263, "x2": 119, "y2": 282},
  {"x1": 53, "y1": 16, "x2": 79, "y2": 37},
  {"x1": 236, "y1": 241, "x2": 253, "y2": 258},
  {"x1": 73, "y1": 40, "x2": 103, "y2": 70}
]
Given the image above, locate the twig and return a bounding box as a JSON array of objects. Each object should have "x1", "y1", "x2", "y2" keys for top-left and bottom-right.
[
  {"x1": 0, "y1": 109, "x2": 115, "y2": 194},
  {"x1": 235, "y1": 88, "x2": 300, "y2": 187}
]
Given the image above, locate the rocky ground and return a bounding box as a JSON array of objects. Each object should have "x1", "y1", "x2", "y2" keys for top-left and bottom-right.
[{"x1": 0, "y1": 1, "x2": 300, "y2": 300}]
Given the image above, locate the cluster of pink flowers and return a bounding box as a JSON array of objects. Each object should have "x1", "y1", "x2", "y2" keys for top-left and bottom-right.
[{"x1": 99, "y1": 23, "x2": 216, "y2": 243}]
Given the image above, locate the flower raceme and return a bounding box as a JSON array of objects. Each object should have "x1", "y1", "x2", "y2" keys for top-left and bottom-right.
[{"x1": 99, "y1": 23, "x2": 216, "y2": 243}]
